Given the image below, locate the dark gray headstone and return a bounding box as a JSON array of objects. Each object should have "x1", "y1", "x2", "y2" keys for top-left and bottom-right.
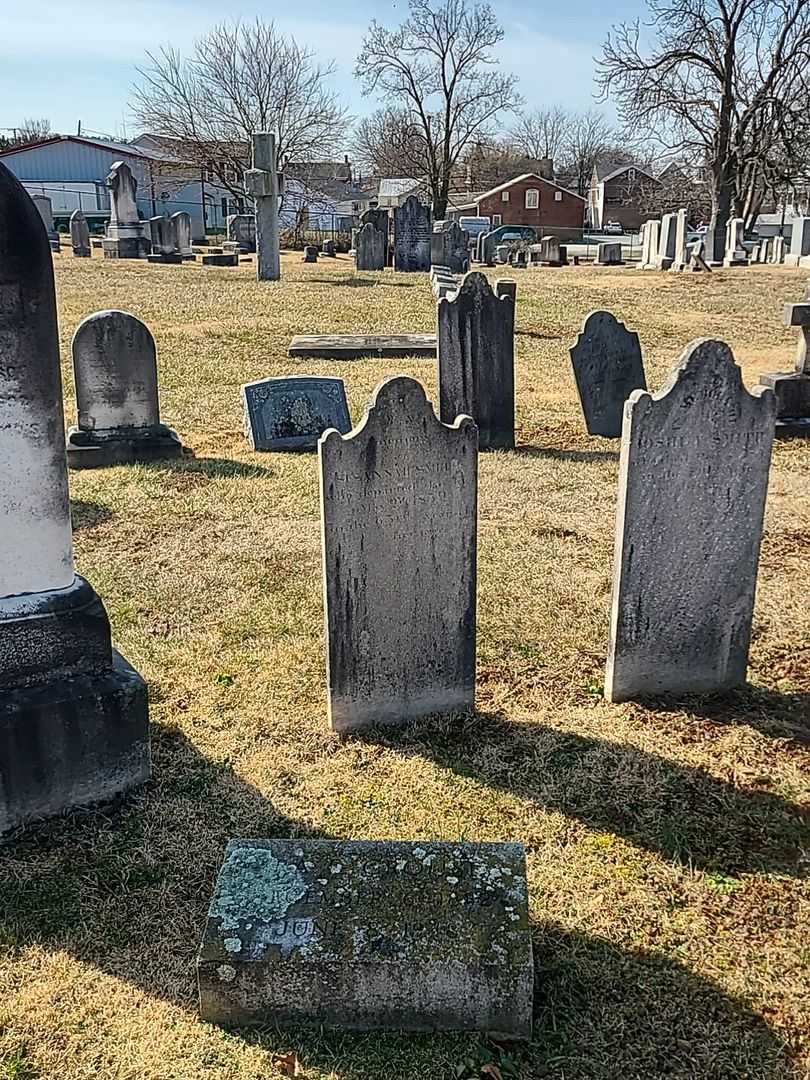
[
  {"x1": 570, "y1": 310, "x2": 646, "y2": 438},
  {"x1": 355, "y1": 222, "x2": 386, "y2": 271},
  {"x1": 303, "y1": 245, "x2": 319, "y2": 263},
  {"x1": 171, "y1": 211, "x2": 194, "y2": 258},
  {"x1": 595, "y1": 242, "x2": 624, "y2": 266},
  {"x1": 431, "y1": 221, "x2": 470, "y2": 274},
  {"x1": 202, "y1": 253, "x2": 239, "y2": 267},
  {"x1": 148, "y1": 215, "x2": 178, "y2": 260},
  {"x1": 605, "y1": 339, "x2": 776, "y2": 702},
  {"x1": 360, "y1": 207, "x2": 389, "y2": 236},
  {"x1": 320, "y1": 376, "x2": 477, "y2": 731},
  {"x1": 438, "y1": 272, "x2": 515, "y2": 449},
  {"x1": 69, "y1": 209, "x2": 91, "y2": 257},
  {"x1": 198, "y1": 839, "x2": 532, "y2": 1037},
  {"x1": 393, "y1": 195, "x2": 431, "y2": 271},
  {"x1": 227, "y1": 214, "x2": 256, "y2": 253},
  {"x1": 67, "y1": 310, "x2": 184, "y2": 467},
  {"x1": 242, "y1": 375, "x2": 350, "y2": 450},
  {"x1": 0, "y1": 164, "x2": 149, "y2": 832}
]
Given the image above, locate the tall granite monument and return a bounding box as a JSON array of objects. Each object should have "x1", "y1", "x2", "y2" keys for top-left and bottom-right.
[
  {"x1": 102, "y1": 161, "x2": 149, "y2": 259},
  {"x1": 245, "y1": 132, "x2": 280, "y2": 281},
  {"x1": 0, "y1": 164, "x2": 150, "y2": 832}
]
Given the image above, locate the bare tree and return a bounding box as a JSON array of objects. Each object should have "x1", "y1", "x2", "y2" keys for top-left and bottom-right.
[
  {"x1": 355, "y1": 0, "x2": 521, "y2": 217},
  {"x1": 510, "y1": 106, "x2": 569, "y2": 163},
  {"x1": 131, "y1": 20, "x2": 349, "y2": 199},
  {"x1": 558, "y1": 110, "x2": 620, "y2": 197},
  {"x1": 597, "y1": 0, "x2": 810, "y2": 261},
  {"x1": 351, "y1": 108, "x2": 429, "y2": 178},
  {"x1": 15, "y1": 118, "x2": 52, "y2": 145}
]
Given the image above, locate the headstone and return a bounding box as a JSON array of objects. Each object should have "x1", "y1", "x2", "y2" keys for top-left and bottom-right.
[
  {"x1": 431, "y1": 268, "x2": 460, "y2": 300},
  {"x1": 536, "y1": 235, "x2": 562, "y2": 266},
  {"x1": 203, "y1": 253, "x2": 239, "y2": 267},
  {"x1": 242, "y1": 375, "x2": 351, "y2": 451},
  {"x1": 147, "y1": 215, "x2": 181, "y2": 263},
  {"x1": 355, "y1": 222, "x2": 387, "y2": 271},
  {"x1": 320, "y1": 376, "x2": 477, "y2": 730},
  {"x1": 393, "y1": 195, "x2": 431, "y2": 272},
  {"x1": 438, "y1": 272, "x2": 515, "y2": 449},
  {"x1": 595, "y1": 242, "x2": 624, "y2": 266},
  {"x1": 322, "y1": 239, "x2": 336, "y2": 257},
  {"x1": 671, "y1": 209, "x2": 689, "y2": 271},
  {"x1": 31, "y1": 194, "x2": 57, "y2": 241},
  {"x1": 289, "y1": 334, "x2": 436, "y2": 359},
  {"x1": 784, "y1": 217, "x2": 810, "y2": 267},
  {"x1": 66, "y1": 310, "x2": 185, "y2": 467},
  {"x1": 244, "y1": 132, "x2": 280, "y2": 281},
  {"x1": 495, "y1": 279, "x2": 517, "y2": 302},
  {"x1": 49, "y1": 238, "x2": 61, "y2": 254},
  {"x1": 227, "y1": 214, "x2": 256, "y2": 253},
  {"x1": 361, "y1": 207, "x2": 389, "y2": 237},
  {"x1": 771, "y1": 235, "x2": 786, "y2": 264},
  {"x1": 749, "y1": 243, "x2": 761, "y2": 264},
  {"x1": 495, "y1": 244, "x2": 510, "y2": 264},
  {"x1": 171, "y1": 211, "x2": 195, "y2": 259},
  {"x1": 605, "y1": 339, "x2": 776, "y2": 702},
  {"x1": 303, "y1": 245, "x2": 319, "y2": 263},
  {"x1": 654, "y1": 213, "x2": 677, "y2": 269},
  {"x1": 570, "y1": 311, "x2": 646, "y2": 438},
  {"x1": 759, "y1": 238, "x2": 772, "y2": 263},
  {"x1": 430, "y1": 220, "x2": 469, "y2": 274},
  {"x1": 723, "y1": 217, "x2": 747, "y2": 266},
  {"x1": 197, "y1": 839, "x2": 532, "y2": 1037},
  {"x1": 687, "y1": 238, "x2": 712, "y2": 273},
  {"x1": 102, "y1": 161, "x2": 149, "y2": 259},
  {"x1": 69, "y1": 209, "x2": 91, "y2": 258},
  {"x1": 640, "y1": 219, "x2": 660, "y2": 270},
  {"x1": 759, "y1": 280, "x2": 810, "y2": 435},
  {"x1": 0, "y1": 164, "x2": 149, "y2": 833}
]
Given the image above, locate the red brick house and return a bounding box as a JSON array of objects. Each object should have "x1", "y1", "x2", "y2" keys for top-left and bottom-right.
[{"x1": 448, "y1": 173, "x2": 585, "y2": 239}]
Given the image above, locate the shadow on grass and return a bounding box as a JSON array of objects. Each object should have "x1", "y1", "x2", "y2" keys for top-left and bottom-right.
[
  {"x1": 137, "y1": 457, "x2": 274, "y2": 479},
  {"x1": 70, "y1": 499, "x2": 114, "y2": 530},
  {"x1": 514, "y1": 445, "x2": 620, "y2": 463},
  {"x1": 643, "y1": 686, "x2": 810, "y2": 746},
  {"x1": 515, "y1": 328, "x2": 565, "y2": 341},
  {"x1": 0, "y1": 728, "x2": 800, "y2": 1078},
  {"x1": 360, "y1": 712, "x2": 805, "y2": 877}
]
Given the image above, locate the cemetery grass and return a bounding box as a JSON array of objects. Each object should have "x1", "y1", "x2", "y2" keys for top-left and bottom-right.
[{"x1": 1, "y1": 253, "x2": 808, "y2": 1080}]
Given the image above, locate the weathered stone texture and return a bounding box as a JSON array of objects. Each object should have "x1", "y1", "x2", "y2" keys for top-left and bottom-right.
[
  {"x1": 355, "y1": 222, "x2": 386, "y2": 271},
  {"x1": 393, "y1": 196, "x2": 431, "y2": 271},
  {"x1": 570, "y1": 310, "x2": 646, "y2": 438},
  {"x1": 242, "y1": 375, "x2": 351, "y2": 450}
]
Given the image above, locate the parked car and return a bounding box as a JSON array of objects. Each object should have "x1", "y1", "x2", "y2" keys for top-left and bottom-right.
[
  {"x1": 604, "y1": 220, "x2": 623, "y2": 234},
  {"x1": 458, "y1": 216, "x2": 491, "y2": 240}
]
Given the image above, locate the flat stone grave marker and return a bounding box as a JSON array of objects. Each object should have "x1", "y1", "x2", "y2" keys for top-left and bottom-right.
[
  {"x1": 67, "y1": 310, "x2": 185, "y2": 467},
  {"x1": 202, "y1": 253, "x2": 238, "y2": 267},
  {"x1": 289, "y1": 334, "x2": 436, "y2": 360},
  {"x1": 394, "y1": 195, "x2": 431, "y2": 271},
  {"x1": 198, "y1": 839, "x2": 532, "y2": 1036},
  {"x1": 320, "y1": 376, "x2": 477, "y2": 731},
  {"x1": 242, "y1": 375, "x2": 351, "y2": 450},
  {"x1": 570, "y1": 310, "x2": 646, "y2": 438},
  {"x1": 438, "y1": 272, "x2": 515, "y2": 449},
  {"x1": 605, "y1": 338, "x2": 776, "y2": 702}
]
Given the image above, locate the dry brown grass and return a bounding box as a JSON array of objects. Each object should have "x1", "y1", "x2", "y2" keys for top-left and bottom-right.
[{"x1": 0, "y1": 252, "x2": 808, "y2": 1080}]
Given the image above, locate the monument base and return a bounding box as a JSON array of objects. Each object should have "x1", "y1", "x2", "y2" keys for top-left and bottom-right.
[
  {"x1": 72, "y1": 249, "x2": 91, "y2": 258},
  {"x1": 202, "y1": 254, "x2": 239, "y2": 267},
  {"x1": 147, "y1": 253, "x2": 183, "y2": 264},
  {"x1": 103, "y1": 237, "x2": 150, "y2": 260},
  {"x1": 0, "y1": 651, "x2": 150, "y2": 835},
  {"x1": 759, "y1": 371, "x2": 810, "y2": 436},
  {"x1": 784, "y1": 254, "x2": 801, "y2": 267},
  {"x1": 67, "y1": 424, "x2": 186, "y2": 468}
]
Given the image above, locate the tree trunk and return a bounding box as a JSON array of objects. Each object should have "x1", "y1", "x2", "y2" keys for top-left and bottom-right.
[{"x1": 706, "y1": 172, "x2": 734, "y2": 264}]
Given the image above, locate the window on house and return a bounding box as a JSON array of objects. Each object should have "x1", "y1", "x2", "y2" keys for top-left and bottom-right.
[
  {"x1": 221, "y1": 198, "x2": 228, "y2": 217},
  {"x1": 525, "y1": 189, "x2": 539, "y2": 209},
  {"x1": 492, "y1": 213, "x2": 502, "y2": 226},
  {"x1": 502, "y1": 191, "x2": 510, "y2": 202},
  {"x1": 554, "y1": 191, "x2": 562, "y2": 202}
]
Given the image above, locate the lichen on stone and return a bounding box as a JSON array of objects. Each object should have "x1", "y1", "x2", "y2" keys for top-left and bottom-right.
[{"x1": 211, "y1": 846, "x2": 307, "y2": 931}]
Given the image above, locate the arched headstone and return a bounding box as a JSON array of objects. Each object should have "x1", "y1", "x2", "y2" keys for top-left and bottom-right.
[
  {"x1": 69, "y1": 208, "x2": 91, "y2": 257},
  {"x1": 570, "y1": 311, "x2": 646, "y2": 437}
]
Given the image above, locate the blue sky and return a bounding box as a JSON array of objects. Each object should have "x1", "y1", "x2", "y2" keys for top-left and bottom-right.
[{"x1": 0, "y1": 0, "x2": 646, "y2": 142}]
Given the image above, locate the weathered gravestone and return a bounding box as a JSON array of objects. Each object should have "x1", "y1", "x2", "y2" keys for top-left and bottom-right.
[
  {"x1": 202, "y1": 252, "x2": 239, "y2": 267},
  {"x1": 438, "y1": 272, "x2": 515, "y2": 449},
  {"x1": 244, "y1": 132, "x2": 280, "y2": 281},
  {"x1": 31, "y1": 194, "x2": 58, "y2": 244},
  {"x1": 171, "y1": 211, "x2": 195, "y2": 259},
  {"x1": 595, "y1": 242, "x2": 624, "y2": 266},
  {"x1": 394, "y1": 195, "x2": 431, "y2": 272},
  {"x1": 784, "y1": 217, "x2": 810, "y2": 267},
  {"x1": 640, "y1": 219, "x2": 660, "y2": 270},
  {"x1": 655, "y1": 213, "x2": 677, "y2": 269},
  {"x1": 303, "y1": 245, "x2": 319, "y2": 263},
  {"x1": 320, "y1": 376, "x2": 477, "y2": 731},
  {"x1": 759, "y1": 280, "x2": 810, "y2": 435},
  {"x1": 431, "y1": 220, "x2": 469, "y2": 274},
  {"x1": 322, "y1": 239, "x2": 336, "y2": 257},
  {"x1": 0, "y1": 164, "x2": 150, "y2": 833},
  {"x1": 289, "y1": 334, "x2": 436, "y2": 360},
  {"x1": 147, "y1": 215, "x2": 181, "y2": 263},
  {"x1": 197, "y1": 839, "x2": 533, "y2": 1037},
  {"x1": 605, "y1": 339, "x2": 776, "y2": 702},
  {"x1": 69, "y1": 208, "x2": 91, "y2": 257},
  {"x1": 495, "y1": 279, "x2": 517, "y2": 302},
  {"x1": 242, "y1": 375, "x2": 351, "y2": 450},
  {"x1": 671, "y1": 208, "x2": 689, "y2": 271},
  {"x1": 66, "y1": 310, "x2": 185, "y2": 467},
  {"x1": 536, "y1": 235, "x2": 562, "y2": 266},
  {"x1": 771, "y1": 235, "x2": 786, "y2": 264},
  {"x1": 102, "y1": 161, "x2": 149, "y2": 259},
  {"x1": 723, "y1": 217, "x2": 747, "y2": 266},
  {"x1": 570, "y1": 311, "x2": 646, "y2": 438},
  {"x1": 227, "y1": 214, "x2": 256, "y2": 253},
  {"x1": 361, "y1": 207, "x2": 389, "y2": 237}
]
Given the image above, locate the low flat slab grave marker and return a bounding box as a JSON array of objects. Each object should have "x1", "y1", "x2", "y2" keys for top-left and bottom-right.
[
  {"x1": 759, "y1": 281, "x2": 810, "y2": 435},
  {"x1": 289, "y1": 334, "x2": 436, "y2": 360},
  {"x1": 605, "y1": 339, "x2": 775, "y2": 702},
  {"x1": 394, "y1": 195, "x2": 431, "y2": 272},
  {"x1": 355, "y1": 221, "x2": 386, "y2": 271},
  {"x1": 438, "y1": 272, "x2": 515, "y2": 449},
  {"x1": 570, "y1": 311, "x2": 646, "y2": 438},
  {"x1": 320, "y1": 376, "x2": 477, "y2": 731},
  {"x1": 69, "y1": 209, "x2": 91, "y2": 258},
  {"x1": 242, "y1": 375, "x2": 351, "y2": 450},
  {"x1": 203, "y1": 252, "x2": 239, "y2": 267},
  {"x1": 197, "y1": 839, "x2": 532, "y2": 1036},
  {"x1": 0, "y1": 164, "x2": 149, "y2": 833},
  {"x1": 67, "y1": 310, "x2": 185, "y2": 467}
]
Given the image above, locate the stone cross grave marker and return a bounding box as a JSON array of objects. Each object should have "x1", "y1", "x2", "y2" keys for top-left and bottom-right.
[
  {"x1": 570, "y1": 311, "x2": 646, "y2": 438},
  {"x1": 394, "y1": 195, "x2": 431, "y2": 271},
  {"x1": 438, "y1": 272, "x2": 515, "y2": 449},
  {"x1": 355, "y1": 221, "x2": 386, "y2": 271},
  {"x1": 759, "y1": 280, "x2": 810, "y2": 434},
  {"x1": 103, "y1": 161, "x2": 149, "y2": 259},
  {"x1": 197, "y1": 839, "x2": 533, "y2": 1037},
  {"x1": 69, "y1": 208, "x2": 91, "y2": 257},
  {"x1": 67, "y1": 310, "x2": 184, "y2": 467},
  {"x1": 431, "y1": 220, "x2": 469, "y2": 274},
  {"x1": 0, "y1": 164, "x2": 149, "y2": 832},
  {"x1": 319, "y1": 376, "x2": 477, "y2": 731},
  {"x1": 245, "y1": 132, "x2": 280, "y2": 281},
  {"x1": 242, "y1": 375, "x2": 351, "y2": 450},
  {"x1": 605, "y1": 339, "x2": 776, "y2": 702}
]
